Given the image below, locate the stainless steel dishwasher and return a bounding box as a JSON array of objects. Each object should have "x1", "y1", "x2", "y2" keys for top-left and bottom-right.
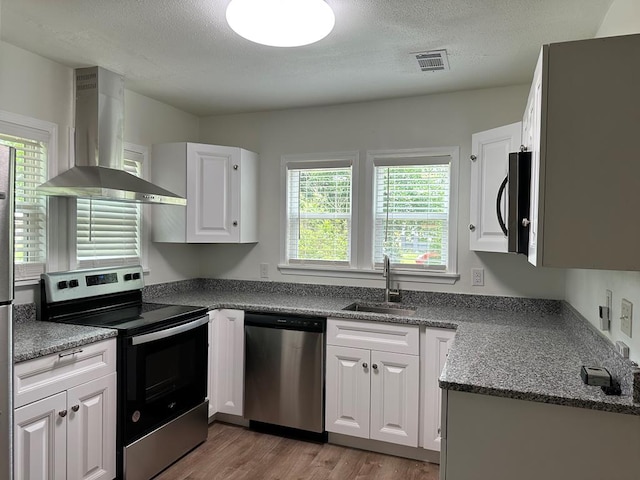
[{"x1": 244, "y1": 312, "x2": 325, "y2": 435}]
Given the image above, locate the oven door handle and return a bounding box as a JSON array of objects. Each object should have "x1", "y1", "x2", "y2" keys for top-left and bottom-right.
[{"x1": 131, "y1": 315, "x2": 209, "y2": 345}]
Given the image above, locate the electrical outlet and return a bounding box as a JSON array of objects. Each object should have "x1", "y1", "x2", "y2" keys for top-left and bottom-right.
[
  {"x1": 471, "y1": 268, "x2": 484, "y2": 286},
  {"x1": 259, "y1": 263, "x2": 269, "y2": 279},
  {"x1": 621, "y1": 298, "x2": 633, "y2": 338}
]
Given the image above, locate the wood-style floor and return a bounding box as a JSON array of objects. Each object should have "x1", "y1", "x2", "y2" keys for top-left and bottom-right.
[{"x1": 155, "y1": 422, "x2": 440, "y2": 480}]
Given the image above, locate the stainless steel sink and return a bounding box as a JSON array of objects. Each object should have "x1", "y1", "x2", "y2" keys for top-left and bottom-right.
[{"x1": 342, "y1": 302, "x2": 416, "y2": 316}]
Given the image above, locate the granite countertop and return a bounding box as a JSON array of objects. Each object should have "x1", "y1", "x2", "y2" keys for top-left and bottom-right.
[
  {"x1": 14, "y1": 280, "x2": 638, "y2": 416},
  {"x1": 143, "y1": 289, "x2": 640, "y2": 416},
  {"x1": 14, "y1": 321, "x2": 117, "y2": 362}
]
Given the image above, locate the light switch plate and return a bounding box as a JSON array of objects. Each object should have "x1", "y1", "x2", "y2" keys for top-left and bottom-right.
[{"x1": 621, "y1": 298, "x2": 633, "y2": 338}]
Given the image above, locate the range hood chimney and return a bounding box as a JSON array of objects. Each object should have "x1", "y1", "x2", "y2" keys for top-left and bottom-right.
[{"x1": 38, "y1": 67, "x2": 186, "y2": 205}]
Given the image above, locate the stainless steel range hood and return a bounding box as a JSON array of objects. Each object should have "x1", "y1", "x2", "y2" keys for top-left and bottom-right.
[{"x1": 38, "y1": 67, "x2": 186, "y2": 205}]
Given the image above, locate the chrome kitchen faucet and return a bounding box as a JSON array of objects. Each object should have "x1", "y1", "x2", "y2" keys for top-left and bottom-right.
[{"x1": 383, "y1": 254, "x2": 401, "y2": 303}]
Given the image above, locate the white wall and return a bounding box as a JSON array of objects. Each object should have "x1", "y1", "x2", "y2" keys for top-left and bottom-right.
[
  {"x1": 198, "y1": 86, "x2": 566, "y2": 298},
  {"x1": 1, "y1": 41, "x2": 202, "y2": 303},
  {"x1": 564, "y1": 0, "x2": 640, "y2": 362}
]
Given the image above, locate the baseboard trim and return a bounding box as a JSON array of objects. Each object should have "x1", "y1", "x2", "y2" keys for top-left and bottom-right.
[
  {"x1": 328, "y1": 433, "x2": 440, "y2": 464},
  {"x1": 209, "y1": 412, "x2": 250, "y2": 427}
]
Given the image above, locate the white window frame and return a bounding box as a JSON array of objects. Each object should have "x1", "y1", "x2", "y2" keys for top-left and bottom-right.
[
  {"x1": 364, "y1": 147, "x2": 459, "y2": 283},
  {"x1": 278, "y1": 147, "x2": 459, "y2": 284},
  {"x1": 0, "y1": 110, "x2": 58, "y2": 283},
  {"x1": 69, "y1": 142, "x2": 150, "y2": 271},
  {"x1": 279, "y1": 151, "x2": 359, "y2": 271}
]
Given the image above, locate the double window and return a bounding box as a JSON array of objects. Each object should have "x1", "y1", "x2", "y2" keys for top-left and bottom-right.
[
  {"x1": 1, "y1": 110, "x2": 149, "y2": 279},
  {"x1": 283, "y1": 148, "x2": 458, "y2": 280}
]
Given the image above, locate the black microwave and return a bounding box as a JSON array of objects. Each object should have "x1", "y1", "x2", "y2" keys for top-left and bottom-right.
[{"x1": 496, "y1": 150, "x2": 532, "y2": 255}]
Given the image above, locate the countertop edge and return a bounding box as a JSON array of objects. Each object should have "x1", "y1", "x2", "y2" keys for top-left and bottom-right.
[{"x1": 440, "y1": 380, "x2": 640, "y2": 415}]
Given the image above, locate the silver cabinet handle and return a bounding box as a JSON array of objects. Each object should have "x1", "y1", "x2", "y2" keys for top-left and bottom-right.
[
  {"x1": 470, "y1": 155, "x2": 477, "y2": 161},
  {"x1": 59, "y1": 349, "x2": 83, "y2": 358},
  {"x1": 362, "y1": 362, "x2": 368, "y2": 369},
  {"x1": 469, "y1": 224, "x2": 476, "y2": 231},
  {"x1": 521, "y1": 218, "x2": 531, "y2": 227},
  {"x1": 71, "y1": 405, "x2": 80, "y2": 412},
  {"x1": 233, "y1": 164, "x2": 239, "y2": 170},
  {"x1": 372, "y1": 364, "x2": 378, "y2": 370},
  {"x1": 233, "y1": 221, "x2": 238, "y2": 226},
  {"x1": 59, "y1": 410, "x2": 68, "y2": 418}
]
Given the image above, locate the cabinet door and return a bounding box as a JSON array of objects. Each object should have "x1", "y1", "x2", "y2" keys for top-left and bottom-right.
[
  {"x1": 14, "y1": 392, "x2": 67, "y2": 480},
  {"x1": 470, "y1": 123, "x2": 522, "y2": 252},
  {"x1": 325, "y1": 345, "x2": 370, "y2": 439},
  {"x1": 186, "y1": 144, "x2": 240, "y2": 242},
  {"x1": 207, "y1": 311, "x2": 217, "y2": 419},
  {"x1": 213, "y1": 309, "x2": 244, "y2": 416},
  {"x1": 370, "y1": 350, "x2": 419, "y2": 447},
  {"x1": 66, "y1": 373, "x2": 116, "y2": 480},
  {"x1": 525, "y1": 48, "x2": 545, "y2": 266},
  {"x1": 422, "y1": 328, "x2": 456, "y2": 451}
]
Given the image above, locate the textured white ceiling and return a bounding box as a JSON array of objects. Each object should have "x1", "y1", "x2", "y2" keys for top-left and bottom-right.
[{"x1": 0, "y1": 0, "x2": 612, "y2": 116}]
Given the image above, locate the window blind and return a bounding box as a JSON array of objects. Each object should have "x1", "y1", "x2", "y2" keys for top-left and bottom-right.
[
  {"x1": 373, "y1": 162, "x2": 450, "y2": 269},
  {"x1": 76, "y1": 154, "x2": 142, "y2": 267},
  {"x1": 287, "y1": 166, "x2": 352, "y2": 264},
  {"x1": 0, "y1": 133, "x2": 48, "y2": 280}
]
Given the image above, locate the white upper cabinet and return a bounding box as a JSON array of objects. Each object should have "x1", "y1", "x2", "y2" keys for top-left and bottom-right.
[
  {"x1": 470, "y1": 122, "x2": 522, "y2": 253},
  {"x1": 523, "y1": 34, "x2": 640, "y2": 270},
  {"x1": 152, "y1": 143, "x2": 258, "y2": 243}
]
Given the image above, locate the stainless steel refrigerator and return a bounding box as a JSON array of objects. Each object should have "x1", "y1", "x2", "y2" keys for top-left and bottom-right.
[{"x1": 0, "y1": 144, "x2": 15, "y2": 480}]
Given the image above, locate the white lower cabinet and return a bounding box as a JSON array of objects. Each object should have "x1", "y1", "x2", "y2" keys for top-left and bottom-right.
[
  {"x1": 14, "y1": 392, "x2": 67, "y2": 480},
  {"x1": 210, "y1": 309, "x2": 244, "y2": 417},
  {"x1": 325, "y1": 319, "x2": 420, "y2": 448},
  {"x1": 325, "y1": 345, "x2": 371, "y2": 439},
  {"x1": 14, "y1": 339, "x2": 117, "y2": 480},
  {"x1": 422, "y1": 328, "x2": 455, "y2": 452}
]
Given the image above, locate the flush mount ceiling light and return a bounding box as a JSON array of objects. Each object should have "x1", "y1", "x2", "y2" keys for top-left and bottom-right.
[{"x1": 226, "y1": 0, "x2": 335, "y2": 47}]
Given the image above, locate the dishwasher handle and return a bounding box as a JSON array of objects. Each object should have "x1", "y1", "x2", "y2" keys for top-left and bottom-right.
[{"x1": 244, "y1": 312, "x2": 325, "y2": 332}]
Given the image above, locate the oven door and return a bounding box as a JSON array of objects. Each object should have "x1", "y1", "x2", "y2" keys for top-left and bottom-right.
[{"x1": 123, "y1": 315, "x2": 208, "y2": 444}]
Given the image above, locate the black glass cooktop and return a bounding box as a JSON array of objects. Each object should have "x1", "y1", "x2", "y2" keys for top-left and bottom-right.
[{"x1": 55, "y1": 302, "x2": 207, "y2": 336}]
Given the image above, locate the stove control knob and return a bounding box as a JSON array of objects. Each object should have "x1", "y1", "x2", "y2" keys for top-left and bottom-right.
[
  {"x1": 124, "y1": 273, "x2": 132, "y2": 281},
  {"x1": 57, "y1": 281, "x2": 68, "y2": 290},
  {"x1": 132, "y1": 272, "x2": 141, "y2": 280},
  {"x1": 69, "y1": 279, "x2": 79, "y2": 288}
]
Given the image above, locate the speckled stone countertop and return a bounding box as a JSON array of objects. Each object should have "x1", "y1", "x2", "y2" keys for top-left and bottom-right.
[
  {"x1": 142, "y1": 280, "x2": 639, "y2": 416},
  {"x1": 14, "y1": 278, "x2": 638, "y2": 415},
  {"x1": 14, "y1": 321, "x2": 117, "y2": 362}
]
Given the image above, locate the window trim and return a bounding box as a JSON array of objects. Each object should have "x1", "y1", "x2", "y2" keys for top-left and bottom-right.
[
  {"x1": 0, "y1": 110, "x2": 58, "y2": 282},
  {"x1": 69, "y1": 142, "x2": 150, "y2": 271},
  {"x1": 364, "y1": 147, "x2": 459, "y2": 276},
  {"x1": 280, "y1": 151, "x2": 360, "y2": 268}
]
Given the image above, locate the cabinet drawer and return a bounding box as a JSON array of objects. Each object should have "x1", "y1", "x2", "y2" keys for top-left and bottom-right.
[
  {"x1": 327, "y1": 318, "x2": 419, "y2": 355},
  {"x1": 15, "y1": 339, "x2": 116, "y2": 408}
]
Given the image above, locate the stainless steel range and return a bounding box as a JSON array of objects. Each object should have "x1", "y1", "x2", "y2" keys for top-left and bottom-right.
[{"x1": 38, "y1": 266, "x2": 208, "y2": 480}]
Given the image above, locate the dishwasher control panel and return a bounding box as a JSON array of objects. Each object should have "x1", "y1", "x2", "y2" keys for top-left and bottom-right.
[{"x1": 244, "y1": 312, "x2": 325, "y2": 332}]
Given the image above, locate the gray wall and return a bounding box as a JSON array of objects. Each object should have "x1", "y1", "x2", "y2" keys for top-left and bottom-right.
[{"x1": 198, "y1": 86, "x2": 566, "y2": 298}]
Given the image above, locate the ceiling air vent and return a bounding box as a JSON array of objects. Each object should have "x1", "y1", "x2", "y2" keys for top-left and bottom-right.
[{"x1": 414, "y1": 49, "x2": 450, "y2": 72}]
